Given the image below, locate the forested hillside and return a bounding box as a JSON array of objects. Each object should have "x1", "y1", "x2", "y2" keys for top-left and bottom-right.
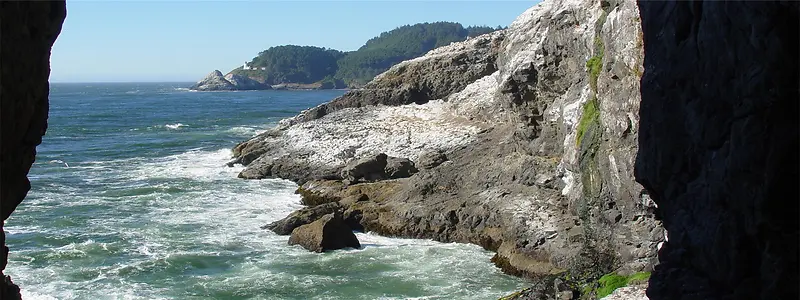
[{"x1": 229, "y1": 22, "x2": 504, "y2": 88}]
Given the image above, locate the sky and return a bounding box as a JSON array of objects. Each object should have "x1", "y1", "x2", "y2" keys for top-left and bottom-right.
[{"x1": 50, "y1": 0, "x2": 539, "y2": 83}]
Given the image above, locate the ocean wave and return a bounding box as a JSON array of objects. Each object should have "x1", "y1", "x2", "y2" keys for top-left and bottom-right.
[
  {"x1": 19, "y1": 291, "x2": 60, "y2": 300},
  {"x1": 8, "y1": 135, "x2": 525, "y2": 299},
  {"x1": 164, "y1": 123, "x2": 186, "y2": 130},
  {"x1": 226, "y1": 126, "x2": 268, "y2": 137},
  {"x1": 47, "y1": 160, "x2": 70, "y2": 167}
]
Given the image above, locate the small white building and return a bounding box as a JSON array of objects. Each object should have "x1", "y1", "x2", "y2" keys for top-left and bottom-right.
[
  {"x1": 242, "y1": 62, "x2": 251, "y2": 70},
  {"x1": 260, "y1": 67, "x2": 266, "y2": 70}
]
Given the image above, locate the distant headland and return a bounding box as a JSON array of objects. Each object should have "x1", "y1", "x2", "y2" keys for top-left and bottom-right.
[{"x1": 190, "y1": 22, "x2": 505, "y2": 91}]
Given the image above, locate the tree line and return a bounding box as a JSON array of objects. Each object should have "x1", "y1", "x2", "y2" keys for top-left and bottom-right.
[{"x1": 230, "y1": 22, "x2": 506, "y2": 88}]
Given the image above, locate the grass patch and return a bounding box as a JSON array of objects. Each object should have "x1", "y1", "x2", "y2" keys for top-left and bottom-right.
[
  {"x1": 575, "y1": 95, "x2": 600, "y2": 146},
  {"x1": 595, "y1": 272, "x2": 651, "y2": 298}
]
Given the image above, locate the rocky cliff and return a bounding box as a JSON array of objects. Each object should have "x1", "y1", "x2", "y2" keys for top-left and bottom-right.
[
  {"x1": 232, "y1": 0, "x2": 663, "y2": 297},
  {"x1": 0, "y1": 2, "x2": 67, "y2": 299},
  {"x1": 190, "y1": 70, "x2": 272, "y2": 91},
  {"x1": 636, "y1": 1, "x2": 799, "y2": 299}
]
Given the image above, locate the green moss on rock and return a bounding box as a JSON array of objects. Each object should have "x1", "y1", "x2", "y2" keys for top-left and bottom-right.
[
  {"x1": 589, "y1": 272, "x2": 651, "y2": 298},
  {"x1": 576, "y1": 96, "x2": 600, "y2": 147}
]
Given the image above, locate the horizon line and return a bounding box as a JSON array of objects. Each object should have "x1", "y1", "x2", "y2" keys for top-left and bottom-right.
[{"x1": 50, "y1": 81, "x2": 196, "y2": 84}]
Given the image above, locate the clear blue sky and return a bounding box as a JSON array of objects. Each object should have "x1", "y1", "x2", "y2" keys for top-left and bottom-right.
[{"x1": 50, "y1": 0, "x2": 538, "y2": 83}]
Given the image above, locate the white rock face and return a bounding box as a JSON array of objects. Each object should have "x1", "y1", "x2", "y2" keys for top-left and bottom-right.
[
  {"x1": 280, "y1": 100, "x2": 486, "y2": 167},
  {"x1": 224, "y1": 73, "x2": 270, "y2": 90},
  {"x1": 600, "y1": 286, "x2": 649, "y2": 300},
  {"x1": 191, "y1": 70, "x2": 235, "y2": 91},
  {"x1": 191, "y1": 70, "x2": 270, "y2": 91}
]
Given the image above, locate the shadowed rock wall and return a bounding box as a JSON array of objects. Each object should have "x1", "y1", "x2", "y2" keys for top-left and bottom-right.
[
  {"x1": 1, "y1": 2, "x2": 66, "y2": 299},
  {"x1": 636, "y1": 1, "x2": 799, "y2": 299}
]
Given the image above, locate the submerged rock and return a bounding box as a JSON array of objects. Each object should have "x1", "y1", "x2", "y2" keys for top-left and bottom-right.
[{"x1": 288, "y1": 213, "x2": 361, "y2": 252}]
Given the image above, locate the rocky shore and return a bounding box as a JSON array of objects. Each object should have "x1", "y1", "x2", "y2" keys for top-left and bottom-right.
[
  {"x1": 230, "y1": 0, "x2": 663, "y2": 296},
  {"x1": 3, "y1": 0, "x2": 795, "y2": 299}
]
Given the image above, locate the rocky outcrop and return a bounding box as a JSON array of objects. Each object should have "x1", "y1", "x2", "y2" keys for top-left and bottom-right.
[
  {"x1": 0, "y1": 2, "x2": 67, "y2": 299},
  {"x1": 288, "y1": 213, "x2": 361, "y2": 252},
  {"x1": 340, "y1": 153, "x2": 389, "y2": 184},
  {"x1": 636, "y1": 1, "x2": 799, "y2": 299},
  {"x1": 224, "y1": 73, "x2": 269, "y2": 90},
  {"x1": 235, "y1": 0, "x2": 662, "y2": 296},
  {"x1": 190, "y1": 70, "x2": 271, "y2": 91},
  {"x1": 192, "y1": 70, "x2": 236, "y2": 91},
  {"x1": 384, "y1": 157, "x2": 418, "y2": 179},
  {"x1": 264, "y1": 202, "x2": 343, "y2": 235},
  {"x1": 415, "y1": 150, "x2": 447, "y2": 170}
]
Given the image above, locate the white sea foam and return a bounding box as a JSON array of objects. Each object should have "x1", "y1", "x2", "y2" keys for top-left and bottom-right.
[
  {"x1": 7, "y1": 146, "x2": 525, "y2": 299},
  {"x1": 226, "y1": 126, "x2": 268, "y2": 137},
  {"x1": 164, "y1": 123, "x2": 186, "y2": 130}
]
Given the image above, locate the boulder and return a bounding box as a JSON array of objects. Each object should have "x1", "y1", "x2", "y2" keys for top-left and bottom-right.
[
  {"x1": 296, "y1": 180, "x2": 344, "y2": 206},
  {"x1": 384, "y1": 157, "x2": 418, "y2": 179},
  {"x1": 224, "y1": 73, "x2": 271, "y2": 90},
  {"x1": 288, "y1": 213, "x2": 361, "y2": 252},
  {"x1": 263, "y1": 202, "x2": 342, "y2": 235},
  {"x1": 416, "y1": 150, "x2": 447, "y2": 169},
  {"x1": 191, "y1": 70, "x2": 236, "y2": 91},
  {"x1": 340, "y1": 153, "x2": 388, "y2": 184}
]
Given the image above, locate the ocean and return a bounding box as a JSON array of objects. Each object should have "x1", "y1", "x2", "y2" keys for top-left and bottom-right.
[{"x1": 4, "y1": 82, "x2": 527, "y2": 300}]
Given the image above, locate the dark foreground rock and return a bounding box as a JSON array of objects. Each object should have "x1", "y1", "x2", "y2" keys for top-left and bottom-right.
[
  {"x1": 636, "y1": 1, "x2": 799, "y2": 299},
  {"x1": 288, "y1": 213, "x2": 361, "y2": 252},
  {"x1": 1, "y1": 2, "x2": 67, "y2": 299}
]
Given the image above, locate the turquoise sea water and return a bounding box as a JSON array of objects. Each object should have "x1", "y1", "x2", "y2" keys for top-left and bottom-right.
[{"x1": 4, "y1": 83, "x2": 527, "y2": 299}]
